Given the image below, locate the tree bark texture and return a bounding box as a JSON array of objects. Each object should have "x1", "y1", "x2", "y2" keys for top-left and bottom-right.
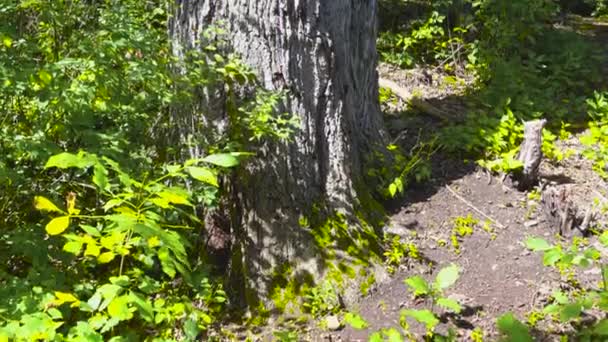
[{"x1": 170, "y1": 1, "x2": 387, "y2": 303}]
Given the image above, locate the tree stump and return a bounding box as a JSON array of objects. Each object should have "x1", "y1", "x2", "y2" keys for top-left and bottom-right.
[
  {"x1": 509, "y1": 119, "x2": 546, "y2": 191},
  {"x1": 541, "y1": 186, "x2": 587, "y2": 237}
]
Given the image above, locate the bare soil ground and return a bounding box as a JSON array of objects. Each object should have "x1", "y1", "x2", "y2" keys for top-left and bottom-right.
[{"x1": 332, "y1": 27, "x2": 608, "y2": 338}]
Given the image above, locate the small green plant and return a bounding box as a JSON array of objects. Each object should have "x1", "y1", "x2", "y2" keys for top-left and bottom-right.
[
  {"x1": 525, "y1": 234, "x2": 608, "y2": 340},
  {"x1": 471, "y1": 327, "x2": 485, "y2": 342},
  {"x1": 403, "y1": 264, "x2": 462, "y2": 337},
  {"x1": 343, "y1": 312, "x2": 369, "y2": 330},
  {"x1": 525, "y1": 237, "x2": 600, "y2": 275},
  {"x1": 450, "y1": 214, "x2": 479, "y2": 253},
  {"x1": 379, "y1": 86, "x2": 399, "y2": 108},
  {"x1": 0, "y1": 150, "x2": 236, "y2": 340},
  {"x1": 581, "y1": 91, "x2": 608, "y2": 178},
  {"x1": 496, "y1": 313, "x2": 533, "y2": 342},
  {"x1": 302, "y1": 280, "x2": 341, "y2": 318},
  {"x1": 369, "y1": 327, "x2": 408, "y2": 342},
  {"x1": 384, "y1": 235, "x2": 421, "y2": 274},
  {"x1": 384, "y1": 137, "x2": 437, "y2": 199},
  {"x1": 526, "y1": 309, "x2": 546, "y2": 328},
  {"x1": 273, "y1": 330, "x2": 299, "y2": 342}
]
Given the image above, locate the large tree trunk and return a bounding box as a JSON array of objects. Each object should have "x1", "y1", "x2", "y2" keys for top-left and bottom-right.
[{"x1": 170, "y1": 0, "x2": 387, "y2": 305}]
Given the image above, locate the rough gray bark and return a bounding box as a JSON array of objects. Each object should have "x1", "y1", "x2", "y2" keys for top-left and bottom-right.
[{"x1": 170, "y1": 1, "x2": 387, "y2": 304}]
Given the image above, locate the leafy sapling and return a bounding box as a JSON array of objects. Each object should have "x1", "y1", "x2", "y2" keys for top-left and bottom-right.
[{"x1": 402, "y1": 264, "x2": 462, "y2": 336}]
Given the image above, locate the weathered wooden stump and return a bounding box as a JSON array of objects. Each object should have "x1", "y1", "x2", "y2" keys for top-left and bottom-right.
[
  {"x1": 541, "y1": 186, "x2": 578, "y2": 237},
  {"x1": 507, "y1": 119, "x2": 546, "y2": 191},
  {"x1": 540, "y1": 185, "x2": 595, "y2": 237}
]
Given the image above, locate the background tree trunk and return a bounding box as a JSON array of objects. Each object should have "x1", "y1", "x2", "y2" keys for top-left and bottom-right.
[{"x1": 170, "y1": 0, "x2": 387, "y2": 305}]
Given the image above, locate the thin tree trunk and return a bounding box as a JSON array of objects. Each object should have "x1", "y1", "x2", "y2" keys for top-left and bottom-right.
[{"x1": 170, "y1": 0, "x2": 387, "y2": 305}]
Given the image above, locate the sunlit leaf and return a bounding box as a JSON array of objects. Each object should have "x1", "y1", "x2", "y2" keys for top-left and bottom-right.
[
  {"x1": 39, "y1": 69, "x2": 52, "y2": 85},
  {"x1": 202, "y1": 153, "x2": 239, "y2": 167},
  {"x1": 93, "y1": 164, "x2": 109, "y2": 191},
  {"x1": 404, "y1": 276, "x2": 430, "y2": 296},
  {"x1": 437, "y1": 297, "x2": 462, "y2": 313},
  {"x1": 594, "y1": 319, "x2": 608, "y2": 336},
  {"x1": 402, "y1": 309, "x2": 439, "y2": 331},
  {"x1": 496, "y1": 312, "x2": 533, "y2": 342},
  {"x1": 525, "y1": 237, "x2": 552, "y2": 251},
  {"x1": 84, "y1": 242, "x2": 101, "y2": 257},
  {"x1": 343, "y1": 312, "x2": 368, "y2": 330},
  {"x1": 435, "y1": 264, "x2": 460, "y2": 290},
  {"x1": 107, "y1": 295, "x2": 133, "y2": 321},
  {"x1": 98, "y1": 252, "x2": 116, "y2": 264},
  {"x1": 63, "y1": 241, "x2": 83, "y2": 255},
  {"x1": 46, "y1": 216, "x2": 70, "y2": 235},
  {"x1": 187, "y1": 166, "x2": 218, "y2": 186},
  {"x1": 45, "y1": 152, "x2": 94, "y2": 169},
  {"x1": 34, "y1": 196, "x2": 63, "y2": 213},
  {"x1": 129, "y1": 291, "x2": 154, "y2": 323}
]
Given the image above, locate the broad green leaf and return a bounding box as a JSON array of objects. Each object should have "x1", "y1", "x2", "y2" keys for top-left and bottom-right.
[
  {"x1": 388, "y1": 183, "x2": 397, "y2": 197},
  {"x1": 100, "y1": 231, "x2": 126, "y2": 250},
  {"x1": 45, "y1": 152, "x2": 93, "y2": 169},
  {"x1": 156, "y1": 189, "x2": 191, "y2": 206},
  {"x1": 80, "y1": 225, "x2": 102, "y2": 237},
  {"x1": 404, "y1": 276, "x2": 430, "y2": 296},
  {"x1": 436, "y1": 297, "x2": 462, "y2": 313},
  {"x1": 107, "y1": 295, "x2": 133, "y2": 321},
  {"x1": 496, "y1": 312, "x2": 533, "y2": 342},
  {"x1": 525, "y1": 237, "x2": 553, "y2": 251},
  {"x1": 560, "y1": 303, "x2": 582, "y2": 322},
  {"x1": 3, "y1": 36, "x2": 12, "y2": 48},
  {"x1": 369, "y1": 332, "x2": 384, "y2": 342},
  {"x1": 599, "y1": 231, "x2": 608, "y2": 246},
  {"x1": 63, "y1": 241, "x2": 83, "y2": 255},
  {"x1": 84, "y1": 242, "x2": 101, "y2": 257},
  {"x1": 46, "y1": 216, "x2": 70, "y2": 235},
  {"x1": 98, "y1": 252, "x2": 116, "y2": 264},
  {"x1": 593, "y1": 319, "x2": 608, "y2": 336},
  {"x1": 543, "y1": 249, "x2": 563, "y2": 266},
  {"x1": 343, "y1": 312, "x2": 368, "y2": 330},
  {"x1": 385, "y1": 328, "x2": 404, "y2": 342},
  {"x1": 183, "y1": 317, "x2": 200, "y2": 341},
  {"x1": 202, "y1": 153, "x2": 239, "y2": 167},
  {"x1": 542, "y1": 303, "x2": 560, "y2": 314},
  {"x1": 187, "y1": 166, "x2": 218, "y2": 187},
  {"x1": 129, "y1": 292, "x2": 154, "y2": 323},
  {"x1": 103, "y1": 199, "x2": 124, "y2": 212},
  {"x1": 435, "y1": 264, "x2": 460, "y2": 290},
  {"x1": 109, "y1": 276, "x2": 130, "y2": 287},
  {"x1": 402, "y1": 309, "x2": 439, "y2": 331},
  {"x1": 552, "y1": 291, "x2": 569, "y2": 304},
  {"x1": 53, "y1": 291, "x2": 80, "y2": 307},
  {"x1": 93, "y1": 164, "x2": 109, "y2": 191},
  {"x1": 39, "y1": 69, "x2": 52, "y2": 85},
  {"x1": 34, "y1": 196, "x2": 63, "y2": 213},
  {"x1": 158, "y1": 248, "x2": 176, "y2": 278}
]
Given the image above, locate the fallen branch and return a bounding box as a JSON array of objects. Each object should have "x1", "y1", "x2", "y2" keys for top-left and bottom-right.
[
  {"x1": 378, "y1": 77, "x2": 451, "y2": 121},
  {"x1": 446, "y1": 184, "x2": 506, "y2": 229}
]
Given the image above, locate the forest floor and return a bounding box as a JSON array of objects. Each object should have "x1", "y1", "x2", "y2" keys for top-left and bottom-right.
[
  {"x1": 240, "y1": 16, "x2": 608, "y2": 342},
  {"x1": 329, "y1": 18, "x2": 608, "y2": 341},
  {"x1": 334, "y1": 133, "x2": 607, "y2": 341}
]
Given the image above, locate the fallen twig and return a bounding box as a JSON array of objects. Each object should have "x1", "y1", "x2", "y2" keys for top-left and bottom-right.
[
  {"x1": 446, "y1": 184, "x2": 506, "y2": 229},
  {"x1": 378, "y1": 77, "x2": 452, "y2": 121}
]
